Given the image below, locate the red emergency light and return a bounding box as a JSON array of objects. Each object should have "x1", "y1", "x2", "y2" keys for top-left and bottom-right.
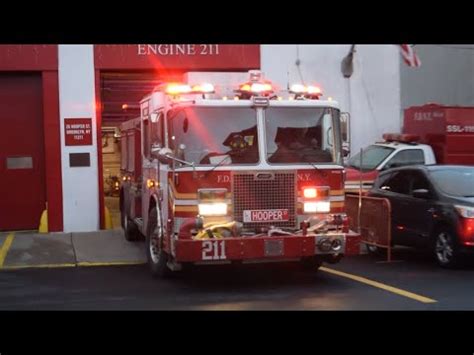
[
  {"x1": 164, "y1": 82, "x2": 215, "y2": 95},
  {"x1": 290, "y1": 84, "x2": 323, "y2": 99},
  {"x1": 383, "y1": 133, "x2": 420, "y2": 143},
  {"x1": 236, "y1": 70, "x2": 275, "y2": 98},
  {"x1": 238, "y1": 81, "x2": 274, "y2": 95}
]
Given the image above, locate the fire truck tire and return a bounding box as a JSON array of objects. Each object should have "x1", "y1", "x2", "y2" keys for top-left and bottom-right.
[
  {"x1": 300, "y1": 257, "x2": 322, "y2": 271},
  {"x1": 123, "y1": 215, "x2": 141, "y2": 242},
  {"x1": 146, "y1": 207, "x2": 172, "y2": 278}
]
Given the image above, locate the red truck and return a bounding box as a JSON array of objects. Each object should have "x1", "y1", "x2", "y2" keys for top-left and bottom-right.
[
  {"x1": 119, "y1": 71, "x2": 360, "y2": 278},
  {"x1": 345, "y1": 103, "x2": 474, "y2": 193}
]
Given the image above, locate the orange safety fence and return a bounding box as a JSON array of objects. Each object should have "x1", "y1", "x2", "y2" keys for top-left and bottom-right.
[{"x1": 345, "y1": 194, "x2": 392, "y2": 262}]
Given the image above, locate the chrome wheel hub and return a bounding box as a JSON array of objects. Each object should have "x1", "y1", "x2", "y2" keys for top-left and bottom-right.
[
  {"x1": 149, "y1": 226, "x2": 161, "y2": 264},
  {"x1": 436, "y1": 233, "x2": 453, "y2": 264}
]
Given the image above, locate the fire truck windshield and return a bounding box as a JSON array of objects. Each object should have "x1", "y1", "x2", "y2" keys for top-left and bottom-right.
[
  {"x1": 168, "y1": 107, "x2": 259, "y2": 166},
  {"x1": 265, "y1": 107, "x2": 342, "y2": 165}
]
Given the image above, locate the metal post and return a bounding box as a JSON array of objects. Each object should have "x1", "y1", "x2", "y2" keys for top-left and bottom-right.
[
  {"x1": 357, "y1": 148, "x2": 363, "y2": 234},
  {"x1": 386, "y1": 199, "x2": 392, "y2": 263}
]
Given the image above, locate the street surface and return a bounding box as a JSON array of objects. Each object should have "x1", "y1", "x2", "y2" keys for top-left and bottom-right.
[{"x1": 2, "y1": 247, "x2": 474, "y2": 310}]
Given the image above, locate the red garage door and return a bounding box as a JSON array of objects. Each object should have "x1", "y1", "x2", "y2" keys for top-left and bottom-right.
[{"x1": 0, "y1": 73, "x2": 46, "y2": 231}]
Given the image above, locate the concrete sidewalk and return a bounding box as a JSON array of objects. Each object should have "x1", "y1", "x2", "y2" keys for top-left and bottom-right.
[
  {"x1": 0, "y1": 229, "x2": 367, "y2": 271},
  {"x1": 0, "y1": 230, "x2": 146, "y2": 270}
]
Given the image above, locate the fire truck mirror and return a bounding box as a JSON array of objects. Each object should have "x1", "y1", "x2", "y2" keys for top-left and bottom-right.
[
  {"x1": 153, "y1": 147, "x2": 174, "y2": 165},
  {"x1": 340, "y1": 112, "x2": 350, "y2": 144},
  {"x1": 343, "y1": 146, "x2": 350, "y2": 157},
  {"x1": 326, "y1": 127, "x2": 334, "y2": 147}
]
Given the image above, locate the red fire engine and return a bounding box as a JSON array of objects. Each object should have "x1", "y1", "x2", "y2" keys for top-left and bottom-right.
[{"x1": 120, "y1": 71, "x2": 360, "y2": 277}]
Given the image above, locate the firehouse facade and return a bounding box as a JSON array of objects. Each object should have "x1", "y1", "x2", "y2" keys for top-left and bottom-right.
[{"x1": 0, "y1": 44, "x2": 402, "y2": 233}]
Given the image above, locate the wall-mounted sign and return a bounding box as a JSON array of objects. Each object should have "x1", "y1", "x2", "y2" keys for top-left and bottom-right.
[
  {"x1": 64, "y1": 118, "x2": 93, "y2": 146},
  {"x1": 94, "y1": 45, "x2": 260, "y2": 71}
]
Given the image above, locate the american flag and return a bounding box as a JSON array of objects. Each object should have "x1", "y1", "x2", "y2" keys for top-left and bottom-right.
[{"x1": 400, "y1": 44, "x2": 421, "y2": 67}]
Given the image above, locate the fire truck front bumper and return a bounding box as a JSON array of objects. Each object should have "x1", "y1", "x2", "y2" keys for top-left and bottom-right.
[{"x1": 172, "y1": 232, "x2": 360, "y2": 264}]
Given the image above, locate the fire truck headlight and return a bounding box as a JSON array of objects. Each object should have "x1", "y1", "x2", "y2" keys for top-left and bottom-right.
[
  {"x1": 198, "y1": 203, "x2": 228, "y2": 217},
  {"x1": 304, "y1": 201, "x2": 331, "y2": 213}
]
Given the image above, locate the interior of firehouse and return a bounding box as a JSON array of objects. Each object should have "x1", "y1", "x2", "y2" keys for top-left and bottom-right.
[{"x1": 99, "y1": 72, "x2": 164, "y2": 228}]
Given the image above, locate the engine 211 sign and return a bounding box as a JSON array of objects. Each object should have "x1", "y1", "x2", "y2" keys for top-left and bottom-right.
[{"x1": 64, "y1": 118, "x2": 93, "y2": 146}]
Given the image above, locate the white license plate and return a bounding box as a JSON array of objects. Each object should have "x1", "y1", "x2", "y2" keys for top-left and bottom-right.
[{"x1": 243, "y1": 209, "x2": 289, "y2": 223}]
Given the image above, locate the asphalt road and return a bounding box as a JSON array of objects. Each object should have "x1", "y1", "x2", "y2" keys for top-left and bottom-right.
[{"x1": 2, "y1": 247, "x2": 474, "y2": 310}]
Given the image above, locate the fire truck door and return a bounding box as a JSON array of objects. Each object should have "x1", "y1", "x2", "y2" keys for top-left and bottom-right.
[{"x1": 141, "y1": 111, "x2": 165, "y2": 232}]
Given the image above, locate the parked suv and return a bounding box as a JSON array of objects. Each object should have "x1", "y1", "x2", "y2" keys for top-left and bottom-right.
[{"x1": 368, "y1": 165, "x2": 474, "y2": 268}]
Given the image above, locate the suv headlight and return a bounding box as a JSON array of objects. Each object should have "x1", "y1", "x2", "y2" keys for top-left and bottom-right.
[{"x1": 455, "y1": 205, "x2": 474, "y2": 219}]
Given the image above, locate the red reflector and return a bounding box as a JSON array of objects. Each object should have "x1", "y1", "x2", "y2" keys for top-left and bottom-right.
[{"x1": 459, "y1": 218, "x2": 474, "y2": 244}]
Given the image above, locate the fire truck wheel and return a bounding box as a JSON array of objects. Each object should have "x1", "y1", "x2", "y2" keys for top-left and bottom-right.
[
  {"x1": 123, "y1": 215, "x2": 141, "y2": 242},
  {"x1": 146, "y1": 207, "x2": 172, "y2": 278},
  {"x1": 300, "y1": 257, "x2": 322, "y2": 271}
]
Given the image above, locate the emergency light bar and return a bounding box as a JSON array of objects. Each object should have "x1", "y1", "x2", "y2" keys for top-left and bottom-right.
[
  {"x1": 238, "y1": 82, "x2": 274, "y2": 95},
  {"x1": 164, "y1": 82, "x2": 215, "y2": 95},
  {"x1": 236, "y1": 70, "x2": 275, "y2": 98},
  {"x1": 290, "y1": 84, "x2": 323, "y2": 99},
  {"x1": 383, "y1": 133, "x2": 420, "y2": 143}
]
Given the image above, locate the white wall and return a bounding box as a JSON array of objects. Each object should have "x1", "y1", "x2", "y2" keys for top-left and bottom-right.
[
  {"x1": 261, "y1": 45, "x2": 401, "y2": 155},
  {"x1": 58, "y1": 45, "x2": 99, "y2": 232}
]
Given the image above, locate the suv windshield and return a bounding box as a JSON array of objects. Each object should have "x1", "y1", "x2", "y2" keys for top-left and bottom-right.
[
  {"x1": 168, "y1": 106, "x2": 259, "y2": 166},
  {"x1": 265, "y1": 107, "x2": 342, "y2": 164},
  {"x1": 348, "y1": 145, "x2": 394, "y2": 171},
  {"x1": 430, "y1": 167, "x2": 474, "y2": 197}
]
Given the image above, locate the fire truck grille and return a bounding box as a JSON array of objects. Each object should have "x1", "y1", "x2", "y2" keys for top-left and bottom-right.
[{"x1": 232, "y1": 172, "x2": 297, "y2": 230}]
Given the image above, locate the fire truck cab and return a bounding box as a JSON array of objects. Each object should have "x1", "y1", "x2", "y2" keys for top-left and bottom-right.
[{"x1": 120, "y1": 71, "x2": 360, "y2": 278}]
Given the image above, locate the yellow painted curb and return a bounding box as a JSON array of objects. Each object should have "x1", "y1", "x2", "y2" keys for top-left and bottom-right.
[
  {"x1": 1, "y1": 261, "x2": 145, "y2": 271},
  {"x1": 0, "y1": 233, "x2": 15, "y2": 268},
  {"x1": 77, "y1": 261, "x2": 146, "y2": 267},
  {"x1": 3, "y1": 263, "x2": 76, "y2": 270}
]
